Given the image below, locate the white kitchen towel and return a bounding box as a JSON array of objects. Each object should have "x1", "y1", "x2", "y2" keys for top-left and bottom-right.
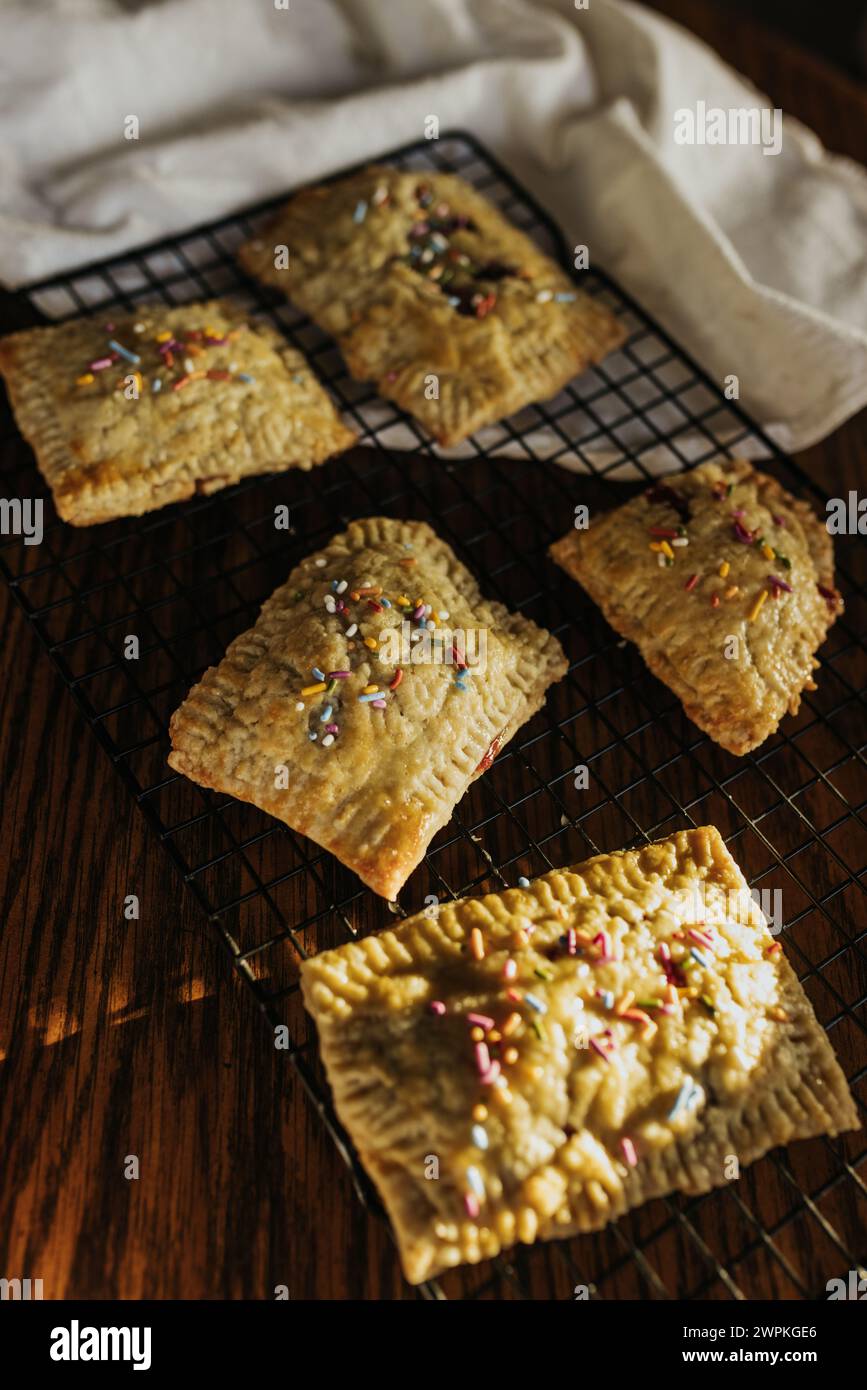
[{"x1": 1, "y1": 0, "x2": 866, "y2": 456}]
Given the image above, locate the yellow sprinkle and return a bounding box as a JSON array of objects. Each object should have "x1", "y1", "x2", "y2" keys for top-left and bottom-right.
[
  {"x1": 725, "y1": 585, "x2": 740, "y2": 600},
  {"x1": 495, "y1": 1087, "x2": 514, "y2": 1106},
  {"x1": 204, "y1": 325, "x2": 220, "y2": 337},
  {"x1": 397, "y1": 595, "x2": 410, "y2": 606},
  {"x1": 488, "y1": 1029, "x2": 502, "y2": 1044},
  {"x1": 300, "y1": 682, "x2": 327, "y2": 696},
  {"x1": 768, "y1": 1006, "x2": 789, "y2": 1023},
  {"x1": 363, "y1": 637, "x2": 378, "y2": 650},
  {"x1": 718, "y1": 560, "x2": 730, "y2": 579},
  {"x1": 615, "y1": 990, "x2": 635, "y2": 1015},
  {"x1": 749, "y1": 589, "x2": 768, "y2": 622},
  {"x1": 762, "y1": 544, "x2": 775, "y2": 561},
  {"x1": 660, "y1": 540, "x2": 675, "y2": 560},
  {"x1": 470, "y1": 1026, "x2": 485, "y2": 1043},
  {"x1": 503, "y1": 1047, "x2": 519, "y2": 1065},
  {"x1": 76, "y1": 373, "x2": 94, "y2": 385},
  {"x1": 472, "y1": 1104, "x2": 488, "y2": 1122},
  {"x1": 362, "y1": 685, "x2": 379, "y2": 695},
  {"x1": 502, "y1": 1012, "x2": 522, "y2": 1037},
  {"x1": 469, "y1": 927, "x2": 485, "y2": 961},
  {"x1": 512, "y1": 929, "x2": 529, "y2": 950},
  {"x1": 648, "y1": 541, "x2": 663, "y2": 553},
  {"x1": 155, "y1": 331, "x2": 172, "y2": 342}
]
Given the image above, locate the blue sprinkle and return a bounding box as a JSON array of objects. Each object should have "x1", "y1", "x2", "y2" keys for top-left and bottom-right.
[
  {"x1": 524, "y1": 993, "x2": 547, "y2": 1015},
  {"x1": 466, "y1": 1165, "x2": 485, "y2": 1196},
  {"x1": 357, "y1": 692, "x2": 382, "y2": 703},
  {"x1": 237, "y1": 372, "x2": 255, "y2": 383},
  {"x1": 447, "y1": 295, "x2": 460, "y2": 306},
  {"x1": 554, "y1": 292, "x2": 577, "y2": 302},
  {"x1": 320, "y1": 704, "x2": 333, "y2": 722},
  {"x1": 353, "y1": 199, "x2": 368, "y2": 223},
  {"x1": 668, "y1": 1078, "x2": 701, "y2": 1122},
  {"x1": 690, "y1": 948, "x2": 710, "y2": 968},
  {"x1": 312, "y1": 667, "x2": 325, "y2": 681},
  {"x1": 292, "y1": 373, "x2": 305, "y2": 383},
  {"x1": 601, "y1": 990, "x2": 615, "y2": 1010},
  {"x1": 471, "y1": 1125, "x2": 489, "y2": 1151},
  {"x1": 108, "y1": 338, "x2": 140, "y2": 364},
  {"x1": 307, "y1": 731, "x2": 318, "y2": 741},
  {"x1": 380, "y1": 597, "x2": 391, "y2": 608},
  {"x1": 517, "y1": 876, "x2": 530, "y2": 888},
  {"x1": 151, "y1": 378, "x2": 162, "y2": 393}
]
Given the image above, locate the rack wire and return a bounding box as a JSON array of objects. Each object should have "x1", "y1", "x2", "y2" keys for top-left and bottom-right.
[{"x1": 1, "y1": 133, "x2": 864, "y2": 1301}]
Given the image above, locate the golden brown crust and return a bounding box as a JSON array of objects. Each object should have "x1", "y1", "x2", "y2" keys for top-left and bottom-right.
[
  {"x1": 0, "y1": 299, "x2": 356, "y2": 525},
  {"x1": 238, "y1": 167, "x2": 626, "y2": 446},
  {"x1": 550, "y1": 459, "x2": 842, "y2": 755},
  {"x1": 301, "y1": 826, "x2": 858, "y2": 1284},
  {"x1": 168, "y1": 517, "x2": 567, "y2": 899}
]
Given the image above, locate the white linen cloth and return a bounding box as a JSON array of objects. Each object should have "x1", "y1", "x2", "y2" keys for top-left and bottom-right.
[{"x1": 1, "y1": 0, "x2": 866, "y2": 455}]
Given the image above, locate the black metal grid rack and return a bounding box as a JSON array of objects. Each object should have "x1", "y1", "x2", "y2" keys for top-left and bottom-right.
[{"x1": 1, "y1": 133, "x2": 865, "y2": 1300}]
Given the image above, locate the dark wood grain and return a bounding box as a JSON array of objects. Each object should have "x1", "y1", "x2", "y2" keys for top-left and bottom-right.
[{"x1": 1, "y1": 0, "x2": 865, "y2": 1301}]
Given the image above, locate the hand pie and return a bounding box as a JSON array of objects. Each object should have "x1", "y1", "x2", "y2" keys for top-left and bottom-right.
[
  {"x1": 0, "y1": 299, "x2": 356, "y2": 525},
  {"x1": 168, "y1": 517, "x2": 567, "y2": 899},
  {"x1": 301, "y1": 826, "x2": 858, "y2": 1285},
  {"x1": 237, "y1": 167, "x2": 625, "y2": 446},
  {"x1": 550, "y1": 458, "x2": 842, "y2": 755}
]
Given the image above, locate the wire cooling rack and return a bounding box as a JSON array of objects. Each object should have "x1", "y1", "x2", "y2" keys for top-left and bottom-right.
[{"x1": 1, "y1": 133, "x2": 865, "y2": 1301}]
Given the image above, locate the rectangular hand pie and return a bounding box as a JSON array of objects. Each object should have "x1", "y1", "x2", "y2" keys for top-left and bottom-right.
[
  {"x1": 550, "y1": 458, "x2": 842, "y2": 755},
  {"x1": 168, "y1": 517, "x2": 567, "y2": 899},
  {"x1": 237, "y1": 167, "x2": 626, "y2": 446},
  {"x1": 0, "y1": 298, "x2": 356, "y2": 525},
  {"x1": 301, "y1": 826, "x2": 858, "y2": 1285}
]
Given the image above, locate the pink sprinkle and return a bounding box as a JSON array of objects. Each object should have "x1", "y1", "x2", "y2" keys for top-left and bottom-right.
[
  {"x1": 464, "y1": 1193, "x2": 480, "y2": 1219},
  {"x1": 658, "y1": 942, "x2": 671, "y2": 963},
  {"x1": 468, "y1": 1013, "x2": 495, "y2": 1030},
  {"x1": 372, "y1": 699, "x2": 387, "y2": 709},
  {"x1": 567, "y1": 928, "x2": 577, "y2": 956},
  {"x1": 593, "y1": 931, "x2": 612, "y2": 962},
  {"x1": 732, "y1": 519, "x2": 754, "y2": 544},
  {"x1": 689, "y1": 928, "x2": 714, "y2": 950},
  {"x1": 620, "y1": 1137, "x2": 638, "y2": 1168},
  {"x1": 503, "y1": 959, "x2": 517, "y2": 981},
  {"x1": 386, "y1": 370, "x2": 398, "y2": 382},
  {"x1": 89, "y1": 356, "x2": 114, "y2": 371},
  {"x1": 474, "y1": 1042, "x2": 491, "y2": 1075},
  {"x1": 768, "y1": 574, "x2": 793, "y2": 594},
  {"x1": 773, "y1": 514, "x2": 786, "y2": 528},
  {"x1": 590, "y1": 1038, "x2": 612, "y2": 1063},
  {"x1": 479, "y1": 1062, "x2": 501, "y2": 1086},
  {"x1": 325, "y1": 723, "x2": 339, "y2": 734},
  {"x1": 328, "y1": 670, "x2": 350, "y2": 679},
  {"x1": 430, "y1": 1000, "x2": 446, "y2": 1016},
  {"x1": 105, "y1": 322, "x2": 115, "y2": 332}
]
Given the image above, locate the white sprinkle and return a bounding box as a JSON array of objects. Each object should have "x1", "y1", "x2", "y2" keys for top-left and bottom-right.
[
  {"x1": 295, "y1": 701, "x2": 304, "y2": 711},
  {"x1": 151, "y1": 378, "x2": 162, "y2": 393},
  {"x1": 308, "y1": 732, "x2": 318, "y2": 741},
  {"x1": 345, "y1": 623, "x2": 358, "y2": 638},
  {"x1": 321, "y1": 733, "x2": 335, "y2": 747},
  {"x1": 536, "y1": 289, "x2": 553, "y2": 303},
  {"x1": 133, "y1": 322, "x2": 146, "y2": 334},
  {"x1": 324, "y1": 598, "x2": 336, "y2": 613},
  {"x1": 518, "y1": 876, "x2": 530, "y2": 887},
  {"x1": 657, "y1": 552, "x2": 666, "y2": 568},
  {"x1": 672, "y1": 537, "x2": 689, "y2": 547},
  {"x1": 184, "y1": 356, "x2": 194, "y2": 373},
  {"x1": 229, "y1": 361, "x2": 238, "y2": 372},
  {"x1": 439, "y1": 609, "x2": 450, "y2": 620},
  {"x1": 315, "y1": 557, "x2": 327, "y2": 568},
  {"x1": 426, "y1": 619, "x2": 435, "y2": 630},
  {"x1": 336, "y1": 579, "x2": 348, "y2": 594}
]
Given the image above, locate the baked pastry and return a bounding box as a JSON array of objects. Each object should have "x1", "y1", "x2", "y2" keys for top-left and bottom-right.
[
  {"x1": 0, "y1": 299, "x2": 356, "y2": 525},
  {"x1": 550, "y1": 458, "x2": 842, "y2": 755},
  {"x1": 301, "y1": 825, "x2": 858, "y2": 1285},
  {"x1": 237, "y1": 167, "x2": 626, "y2": 446},
  {"x1": 168, "y1": 517, "x2": 566, "y2": 899}
]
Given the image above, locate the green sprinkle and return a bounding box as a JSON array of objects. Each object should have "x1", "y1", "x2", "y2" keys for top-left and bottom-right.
[
  {"x1": 700, "y1": 994, "x2": 716, "y2": 1015},
  {"x1": 530, "y1": 1018, "x2": 546, "y2": 1041}
]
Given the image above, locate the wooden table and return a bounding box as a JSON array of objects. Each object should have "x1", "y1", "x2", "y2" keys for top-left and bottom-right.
[{"x1": 1, "y1": 0, "x2": 864, "y2": 1300}]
